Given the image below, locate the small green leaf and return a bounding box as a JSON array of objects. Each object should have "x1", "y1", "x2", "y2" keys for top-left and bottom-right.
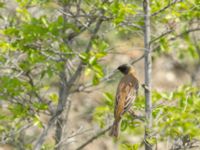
[
  {"x1": 49, "y1": 93, "x2": 58, "y2": 103},
  {"x1": 33, "y1": 102, "x2": 48, "y2": 110},
  {"x1": 133, "y1": 143, "x2": 140, "y2": 150},
  {"x1": 103, "y1": 92, "x2": 114, "y2": 106},
  {"x1": 103, "y1": 92, "x2": 114, "y2": 102},
  {"x1": 92, "y1": 74, "x2": 100, "y2": 85},
  {"x1": 79, "y1": 52, "x2": 89, "y2": 61},
  {"x1": 92, "y1": 64, "x2": 104, "y2": 77},
  {"x1": 121, "y1": 120, "x2": 128, "y2": 131},
  {"x1": 33, "y1": 115, "x2": 43, "y2": 128},
  {"x1": 89, "y1": 56, "x2": 97, "y2": 65}
]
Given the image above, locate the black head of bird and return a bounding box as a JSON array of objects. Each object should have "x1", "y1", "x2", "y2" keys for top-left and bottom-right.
[{"x1": 117, "y1": 64, "x2": 132, "y2": 75}]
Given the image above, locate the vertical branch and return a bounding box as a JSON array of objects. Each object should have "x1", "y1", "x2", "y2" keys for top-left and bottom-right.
[
  {"x1": 34, "y1": 1, "x2": 106, "y2": 149},
  {"x1": 55, "y1": 71, "x2": 69, "y2": 150},
  {"x1": 143, "y1": 0, "x2": 152, "y2": 150},
  {"x1": 54, "y1": 1, "x2": 105, "y2": 149}
]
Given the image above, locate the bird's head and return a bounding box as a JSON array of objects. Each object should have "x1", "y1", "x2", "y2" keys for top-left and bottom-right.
[{"x1": 117, "y1": 64, "x2": 135, "y2": 75}]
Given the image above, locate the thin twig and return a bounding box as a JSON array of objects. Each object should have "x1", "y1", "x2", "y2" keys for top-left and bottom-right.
[
  {"x1": 54, "y1": 128, "x2": 93, "y2": 148},
  {"x1": 170, "y1": 28, "x2": 200, "y2": 41},
  {"x1": 128, "y1": 109, "x2": 145, "y2": 122},
  {"x1": 73, "y1": 54, "x2": 145, "y2": 93},
  {"x1": 75, "y1": 125, "x2": 112, "y2": 150},
  {"x1": 152, "y1": 28, "x2": 200, "y2": 52},
  {"x1": 150, "y1": 30, "x2": 174, "y2": 45},
  {"x1": 119, "y1": 21, "x2": 142, "y2": 30}
]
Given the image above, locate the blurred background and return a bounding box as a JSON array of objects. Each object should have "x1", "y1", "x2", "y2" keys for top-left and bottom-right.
[{"x1": 0, "y1": 0, "x2": 200, "y2": 150}]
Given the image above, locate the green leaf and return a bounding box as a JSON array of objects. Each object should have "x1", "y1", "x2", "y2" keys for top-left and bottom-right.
[
  {"x1": 188, "y1": 45, "x2": 199, "y2": 59},
  {"x1": 3, "y1": 27, "x2": 20, "y2": 36},
  {"x1": 95, "y1": 52, "x2": 107, "y2": 59},
  {"x1": 121, "y1": 119, "x2": 128, "y2": 131},
  {"x1": 103, "y1": 92, "x2": 114, "y2": 106},
  {"x1": 103, "y1": 92, "x2": 114, "y2": 102},
  {"x1": 92, "y1": 64, "x2": 104, "y2": 77},
  {"x1": 89, "y1": 56, "x2": 97, "y2": 65},
  {"x1": 8, "y1": 103, "x2": 29, "y2": 118},
  {"x1": 79, "y1": 52, "x2": 89, "y2": 62},
  {"x1": 49, "y1": 93, "x2": 58, "y2": 103},
  {"x1": 92, "y1": 74, "x2": 100, "y2": 85},
  {"x1": 33, "y1": 102, "x2": 48, "y2": 110},
  {"x1": 120, "y1": 143, "x2": 140, "y2": 150},
  {"x1": 146, "y1": 137, "x2": 157, "y2": 145},
  {"x1": 33, "y1": 115, "x2": 43, "y2": 128},
  {"x1": 132, "y1": 143, "x2": 140, "y2": 150}
]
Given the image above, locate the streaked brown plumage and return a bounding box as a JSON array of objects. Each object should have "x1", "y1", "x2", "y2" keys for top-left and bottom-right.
[{"x1": 110, "y1": 64, "x2": 139, "y2": 137}]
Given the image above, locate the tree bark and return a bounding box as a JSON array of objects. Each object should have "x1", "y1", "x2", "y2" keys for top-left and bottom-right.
[
  {"x1": 55, "y1": 71, "x2": 71, "y2": 150},
  {"x1": 54, "y1": 2, "x2": 105, "y2": 149},
  {"x1": 143, "y1": 0, "x2": 152, "y2": 150}
]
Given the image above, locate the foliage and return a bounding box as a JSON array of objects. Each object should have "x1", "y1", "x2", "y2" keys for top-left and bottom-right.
[
  {"x1": 0, "y1": 0, "x2": 199, "y2": 149},
  {"x1": 94, "y1": 86, "x2": 200, "y2": 149}
]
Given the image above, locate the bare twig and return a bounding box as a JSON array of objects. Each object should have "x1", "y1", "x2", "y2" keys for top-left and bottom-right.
[
  {"x1": 150, "y1": 30, "x2": 174, "y2": 45},
  {"x1": 54, "y1": 128, "x2": 93, "y2": 148},
  {"x1": 75, "y1": 125, "x2": 112, "y2": 150},
  {"x1": 68, "y1": 128, "x2": 93, "y2": 139},
  {"x1": 170, "y1": 28, "x2": 200, "y2": 41},
  {"x1": 152, "y1": 28, "x2": 200, "y2": 52},
  {"x1": 142, "y1": 83, "x2": 150, "y2": 92},
  {"x1": 119, "y1": 21, "x2": 142, "y2": 30},
  {"x1": 128, "y1": 109, "x2": 145, "y2": 122},
  {"x1": 130, "y1": 54, "x2": 145, "y2": 65}
]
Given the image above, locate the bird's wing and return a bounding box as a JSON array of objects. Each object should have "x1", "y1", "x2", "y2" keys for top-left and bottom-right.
[
  {"x1": 114, "y1": 76, "x2": 139, "y2": 119},
  {"x1": 123, "y1": 80, "x2": 138, "y2": 112},
  {"x1": 114, "y1": 82, "x2": 126, "y2": 120}
]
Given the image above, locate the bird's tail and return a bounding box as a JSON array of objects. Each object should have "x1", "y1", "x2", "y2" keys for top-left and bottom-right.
[{"x1": 109, "y1": 120, "x2": 120, "y2": 137}]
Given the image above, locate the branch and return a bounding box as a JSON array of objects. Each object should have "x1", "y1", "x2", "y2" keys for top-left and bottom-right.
[
  {"x1": 150, "y1": 30, "x2": 174, "y2": 44},
  {"x1": 119, "y1": 20, "x2": 142, "y2": 30},
  {"x1": 60, "y1": 0, "x2": 110, "y2": 42},
  {"x1": 151, "y1": 28, "x2": 200, "y2": 52},
  {"x1": 33, "y1": 117, "x2": 55, "y2": 150},
  {"x1": 67, "y1": 3, "x2": 106, "y2": 83},
  {"x1": 75, "y1": 108, "x2": 146, "y2": 150},
  {"x1": 1, "y1": 123, "x2": 32, "y2": 144},
  {"x1": 73, "y1": 54, "x2": 145, "y2": 93},
  {"x1": 26, "y1": 71, "x2": 43, "y2": 102},
  {"x1": 151, "y1": 0, "x2": 183, "y2": 17},
  {"x1": 66, "y1": 13, "x2": 105, "y2": 93},
  {"x1": 169, "y1": 28, "x2": 200, "y2": 41},
  {"x1": 54, "y1": 128, "x2": 93, "y2": 148},
  {"x1": 128, "y1": 109, "x2": 145, "y2": 122},
  {"x1": 34, "y1": 5, "x2": 106, "y2": 150},
  {"x1": 75, "y1": 125, "x2": 112, "y2": 150},
  {"x1": 143, "y1": 0, "x2": 153, "y2": 149}
]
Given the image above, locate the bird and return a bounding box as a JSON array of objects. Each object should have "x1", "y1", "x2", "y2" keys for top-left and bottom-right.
[{"x1": 109, "y1": 64, "x2": 139, "y2": 137}]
